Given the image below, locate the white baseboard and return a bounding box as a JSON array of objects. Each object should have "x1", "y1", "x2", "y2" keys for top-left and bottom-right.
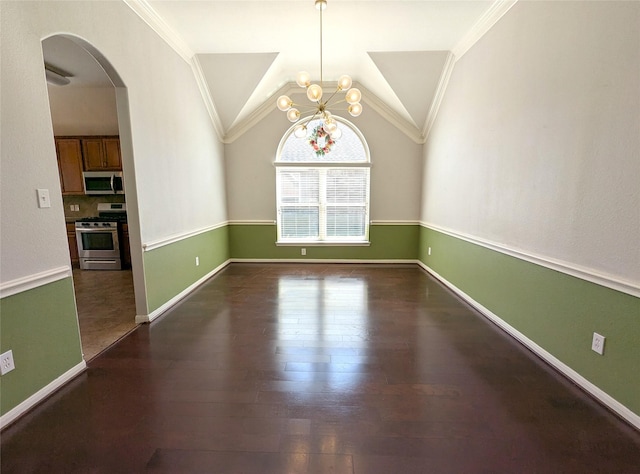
[
  {"x1": 230, "y1": 258, "x2": 419, "y2": 264},
  {"x1": 418, "y1": 261, "x2": 640, "y2": 431},
  {"x1": 135, "y1": 259, "x2": 416, "y2": 323},
  {"x1": 136, "y1": 259, "x2": 232, "y2": 324},
  {"x1": 0, "y1": 360, "x2": 87, "y2": 430}
]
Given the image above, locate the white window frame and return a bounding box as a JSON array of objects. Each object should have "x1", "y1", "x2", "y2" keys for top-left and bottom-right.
[{"x1": 275, "y1": 117, "x2": 371, "y2": 245}]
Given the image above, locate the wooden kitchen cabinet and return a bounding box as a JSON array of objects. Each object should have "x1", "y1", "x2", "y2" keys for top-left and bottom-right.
[
  {"x1": 56, "y1": 138, "x2": 85, "y2": 195},
  {"x1": 82, "y1": 137, "x2": 122, "y2": 171},
  {"x1": 66, "y1": 223, "x2": 79, "y2": 266}
]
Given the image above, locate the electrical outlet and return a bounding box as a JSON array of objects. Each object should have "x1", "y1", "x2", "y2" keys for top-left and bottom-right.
[
  {"x1": 195, "y1": 256, "x2": 200, "y2": 266},
  {"x1": 1, "y1": 350, "x2": 15, "y2": 375},
  {"x1": 428, "y1": 247, "x2": 432, "y2": 256},
  {"x1": 301, "y1": 248, "x2": 306, "y2": 256},
  {"x1": 591, "y1": 333, "x2": 605, "y2": 355}
]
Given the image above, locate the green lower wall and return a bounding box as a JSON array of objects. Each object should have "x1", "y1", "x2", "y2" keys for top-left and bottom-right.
[
  {"x1": 144, "y1": 225, "x2": 230, "y2": 313},
  {"x1": 3, "y1": 224, "x2": 637, "y2": 422},
  {"x1": 0, "y1": 277, "x2": 83, "y2": 416},
  {"x1": 419, "y1": 226, "x2": 640, "y2": 416},
  {"x1": 229, "y1": 224, "x2": 419, "y2": 260},
  {"x1": 143, "y1": 222, "x2": 416, "y2": 314}
]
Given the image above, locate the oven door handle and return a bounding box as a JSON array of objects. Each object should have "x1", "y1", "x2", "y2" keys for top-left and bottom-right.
[{"x1": 76, "y1": 228, "x2": 117, "y2": 233}]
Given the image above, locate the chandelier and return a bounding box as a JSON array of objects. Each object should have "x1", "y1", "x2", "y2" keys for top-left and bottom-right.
[{"x1": 276, "y1": 0, "x2": 363, "y2": 139}]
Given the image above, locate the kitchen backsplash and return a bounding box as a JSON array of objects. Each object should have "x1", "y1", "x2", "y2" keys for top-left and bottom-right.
[{"x1": 63, "y1": 194, "x2": 126, "y2": 220}]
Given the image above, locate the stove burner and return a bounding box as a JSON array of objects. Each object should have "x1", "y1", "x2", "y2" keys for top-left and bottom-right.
[
  {"x1": 76, "y1": 212, "x2": 127, "y2": 224},
  {"x1": 76, "y1": 216, "x2": 123, "y2": 223}
]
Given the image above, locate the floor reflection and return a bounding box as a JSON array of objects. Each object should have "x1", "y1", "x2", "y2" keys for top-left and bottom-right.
[{"x1": 277, "y1": 274, "x2": 369, "y2": 391}]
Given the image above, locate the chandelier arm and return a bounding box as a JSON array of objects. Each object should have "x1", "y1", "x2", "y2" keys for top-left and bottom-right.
[
  {"x1": 297, "y1": 105, "x2": 325, "y2": 113},
  {"x1": 324, "y1": 97, "x2": 348, "y2": 108},
  {"x1": 287, "y1": 100, "x2": 324, "y2": 111},
  {"x1": 322, "y1": 88, "x2": 343, "y2": 108},
  {"x1": 300, "y1": 110, "x2": 322, "y2": 129}
]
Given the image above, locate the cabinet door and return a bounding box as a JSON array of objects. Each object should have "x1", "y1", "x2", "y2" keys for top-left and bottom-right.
[
  {"x1": 82, "y1": 138, "x2": 105, "y2": 170},
  {"x1": 56, "y1": 139, "x2": 84, "y2": 195},
  {"x1": 103, "y1": 138, "x2": 122, "y2": 170}
]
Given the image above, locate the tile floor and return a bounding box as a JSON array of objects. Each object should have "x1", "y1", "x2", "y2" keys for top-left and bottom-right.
[{"x1": 72, "y1": 267, "x2": 137, "y2": 360}]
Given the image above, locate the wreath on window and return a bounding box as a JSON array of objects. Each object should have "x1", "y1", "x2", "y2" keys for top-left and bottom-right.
[{"x1": 308, "y1": 124, "x2": 335, "y2": 157}]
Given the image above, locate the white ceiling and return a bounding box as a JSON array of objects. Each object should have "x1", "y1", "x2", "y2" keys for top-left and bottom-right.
[
  {"x1": 42, "y1": 0, "x2": 509, "y2": 141},
  {"x1": 42, "y1": 37, "x2": 114, "y2": 88}
]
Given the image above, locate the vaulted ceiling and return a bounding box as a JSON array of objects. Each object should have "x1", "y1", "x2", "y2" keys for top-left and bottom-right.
[{"x1": 42, "y1": 1, "x2": 517, "y2": 143}]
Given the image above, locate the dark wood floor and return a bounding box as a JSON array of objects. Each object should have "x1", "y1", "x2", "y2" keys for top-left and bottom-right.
[{"x1": 2, "y1": 263, "x2": 639, "y2": 473}]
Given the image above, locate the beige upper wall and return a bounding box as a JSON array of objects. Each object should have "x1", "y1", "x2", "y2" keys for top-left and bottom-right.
[
  {"x1": 224, "y1": 95, "x2": 423, "y2": 223},
  {"x1": 422, "y1": 1, "x2": 640, "y2": 285},
  {"x1": 0, "y1": 1, "x2": 227, "y2": 283}
]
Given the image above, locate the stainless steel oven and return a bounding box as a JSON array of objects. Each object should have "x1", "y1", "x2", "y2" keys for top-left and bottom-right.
[{"x1": 76, "y1": 220, "x2": 121, "y2": 270}]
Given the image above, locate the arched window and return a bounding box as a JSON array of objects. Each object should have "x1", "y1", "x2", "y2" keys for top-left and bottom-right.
[{"x1": 275, "y1": 117, "x2": 370, "y2": 244}]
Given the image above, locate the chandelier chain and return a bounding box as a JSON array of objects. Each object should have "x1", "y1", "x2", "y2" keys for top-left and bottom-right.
[
  {"x1": 276, "y1": 0, "x2": 363, "y2": 140},
  {"x1": 319, "y1": 3, "x2": 323, "y2": 86}
]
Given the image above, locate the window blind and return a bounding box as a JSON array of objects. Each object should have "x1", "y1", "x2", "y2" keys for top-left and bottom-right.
[
  {"x1": 276, "y1": 118, "x2": 370, "y2": 243},
  {"x1": 325, "y1": 169, "x2": 368, "y2": 239}
]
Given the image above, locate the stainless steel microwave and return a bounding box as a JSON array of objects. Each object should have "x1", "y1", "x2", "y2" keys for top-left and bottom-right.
[{"x1": 83, "y1": 171, "x2": 125, "y2": 195}]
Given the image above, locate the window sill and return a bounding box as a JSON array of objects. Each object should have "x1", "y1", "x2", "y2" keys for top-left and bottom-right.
[{"x1": 276, "y1": 241, "x2": 371, "y2": 247}]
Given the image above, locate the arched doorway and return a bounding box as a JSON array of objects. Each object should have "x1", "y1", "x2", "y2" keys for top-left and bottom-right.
[{"x1": 42, "y1": 34, "x2": 146, "y2": 360}]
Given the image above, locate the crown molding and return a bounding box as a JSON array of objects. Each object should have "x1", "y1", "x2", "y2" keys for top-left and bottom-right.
[
  {"x1": 422, "y1": 51, "x2": 455, "y2": 140},
  {"x1": 452, "y1": 0, "x2": 518, "y2": 60},
  {"x1": 421, "y1": 1, "x2": 517, "y2": 139},
  {"x1": 224, "y1": 82, "x2": 292, "y2": 143},
  {"x1": 122, "y1": 0, "x2": 193, "y2": 63},
  {"x1": 358, "y1": 83, "x2": 424, "y2": 144},
  {"x1": 123, "y1": 1, "x2": 226, "y2": 142},
  {"x1": 124, "y1": 0, "x2": 518, "y2": 144},
  {"x1": 191, "y1": 56, "x2": 226, "y2": 141}
]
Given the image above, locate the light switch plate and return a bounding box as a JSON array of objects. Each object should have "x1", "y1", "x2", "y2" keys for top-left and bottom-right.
[{"x1": 37, "y1": 188, "x2": 51, "y2": 208}]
